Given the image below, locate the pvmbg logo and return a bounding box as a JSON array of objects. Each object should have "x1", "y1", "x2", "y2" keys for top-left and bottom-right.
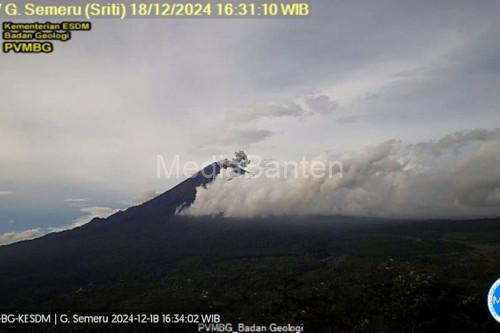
[{"x1": 488, "y1": 278, "x2": 500, "y2": 322}]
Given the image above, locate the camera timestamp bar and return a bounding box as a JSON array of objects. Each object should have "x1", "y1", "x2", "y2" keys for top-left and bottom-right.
[{"x1": 0, "y1": 2, "x2": 310, "y2": 19}]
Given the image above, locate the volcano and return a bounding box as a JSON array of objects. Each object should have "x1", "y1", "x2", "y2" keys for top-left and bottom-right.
[
  {"x1": 0, "y1": 157, "x2": 250, "y2": 308},
  {"x1": 102, "y1": 161, "x2": 222, "y2": 223},
  {"x1": 0, "y1": 157, "x2": 499, "y2": 332}
]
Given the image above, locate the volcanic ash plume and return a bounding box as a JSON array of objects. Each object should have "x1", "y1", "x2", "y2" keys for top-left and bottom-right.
[{"x1": 184, "y1": 129, "x2": 500, "y2": 219}]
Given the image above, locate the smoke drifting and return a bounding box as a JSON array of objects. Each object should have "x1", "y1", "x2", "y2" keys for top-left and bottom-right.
[{"x1": 185, "y1": 129, "x2": 500, "y2": 219}]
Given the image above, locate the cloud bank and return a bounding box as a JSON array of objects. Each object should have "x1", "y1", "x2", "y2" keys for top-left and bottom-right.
[
  {"x1": 0, "y1": 228, "x2": 42, "y2": 246},
  {"x1": 48, "y1": 206, "x2": 118, "y2": 232},
  {"x1": 0, "y1": 206, "x2": 118, "y2": 246},
  {"x1": 186, "y1": 129, "x2": 500, "y2": 219},
  {"x1": 233, "y1": 94, "x2": 339, "y2": 122}
]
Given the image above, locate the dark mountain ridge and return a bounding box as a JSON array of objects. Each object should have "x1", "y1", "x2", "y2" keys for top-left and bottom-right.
[
  {"x1": 90, "y1": 161, "x2": 222, "y2": 225},
  {"x1": 0, "y1": 163, "x2": 499, "y2": 332}
]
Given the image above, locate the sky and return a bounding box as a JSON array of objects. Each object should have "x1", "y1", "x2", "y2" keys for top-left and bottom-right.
[{"x1": 1, "y1": 0, "x2": 500, "y2": 239}]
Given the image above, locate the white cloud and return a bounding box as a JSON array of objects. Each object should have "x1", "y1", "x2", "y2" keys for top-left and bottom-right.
[
  {"x1": 0, "y1": 206, "x2": 119, "y2": 247},
  {"x1": 305, "y1": 95, "x2": 338, "y2": 115},
  {"x1": 48, "y1": 206, "x2": 119, "y2": 233},
  {"x1": 232, "y1": 94, "x2": 339, "y2": 122},
  {"x1": 0, "y1": 191, "x2": 13, "y2": 196},
  {"x1": 235, "y1": 102, "x2": 305, "y2": 121},
  {"x1": 63, "y1": 198, "x2": 89, "y2": 203},
  {"x1": 0, "y1": 228, "x2": 42, "y2": 246},
  {"x1": 186, "y1": 129, "x2": 500, "y2": 219}
]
